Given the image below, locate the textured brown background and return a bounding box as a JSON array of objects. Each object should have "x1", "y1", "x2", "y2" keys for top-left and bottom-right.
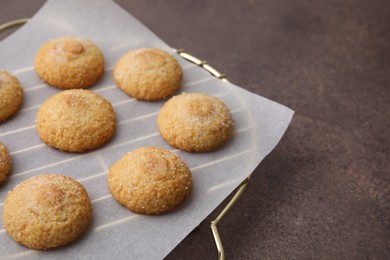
[{"x1": 1, "y1": 0, "x2": 389, "y2": 259}]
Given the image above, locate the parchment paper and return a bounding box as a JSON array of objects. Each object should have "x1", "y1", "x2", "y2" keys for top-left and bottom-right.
[{"x1": 0, "y1": 0, "x2": 294, "y2": 259}]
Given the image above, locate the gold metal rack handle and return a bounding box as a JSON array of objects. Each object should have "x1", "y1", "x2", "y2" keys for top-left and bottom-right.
[
  {"x1": 0, "y1": 18, "x2": 29, "y2": 32},
  {"x1": 210, "y1": 177, "x2": 250, "y2": 260},
  {"x1": 175, "y1": 50, "x2": 251, "y2": 260},
  {"x1": 1, "y1": 19, "x2": 252, "y2": 260},
  {"x1": 174, "y1": 48, "x2": 229, "y2": 82}
]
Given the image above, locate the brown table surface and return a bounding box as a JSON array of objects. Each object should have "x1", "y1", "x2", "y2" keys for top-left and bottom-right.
[{"x1": 1, "y1": 0, "x2": 389, "y2": 259}]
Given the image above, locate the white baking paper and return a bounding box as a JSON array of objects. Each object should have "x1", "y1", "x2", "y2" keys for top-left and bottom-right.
[{"x1": 0, "y1": 0, "x2": 294, "y2": 259}]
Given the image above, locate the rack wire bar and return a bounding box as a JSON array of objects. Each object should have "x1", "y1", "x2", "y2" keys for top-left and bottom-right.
[
  {"x1": 0, "y1": 18, "x2": 29, "y2": 32},
  {"x1": 174, "y1": 48, "x2": 228, "y2": 82}
]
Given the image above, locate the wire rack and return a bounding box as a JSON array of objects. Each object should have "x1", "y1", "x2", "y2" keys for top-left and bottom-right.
[{"x1": 0, "y1": 19, "x2": 251, "y2": 260}]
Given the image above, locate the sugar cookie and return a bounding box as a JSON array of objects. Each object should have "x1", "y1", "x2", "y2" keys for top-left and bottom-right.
[
  {"x1": 36, "y1": 89, "x2": 116, "y2": 152},
  {"x1": 108, "y1": 147, "x2": 192, "y2": 215},
  {"x1": 113, "y1": 48, "x2": 182, "y2": 101},
  {"x1": 34, "y1": 36, "x2": 104, "y2": 89},
  {"x1": 2, "y1": 174, "x2": 92, "y2": 249},
  {"x1": 157, "y1": 93, "x2": 234, "y2": 152},
  {"x1": 0, "y1": 70, "x2": 23, "y2": 122},
  {"x1": 0, "y1": 142, "x2": 11, "y2": 182}
]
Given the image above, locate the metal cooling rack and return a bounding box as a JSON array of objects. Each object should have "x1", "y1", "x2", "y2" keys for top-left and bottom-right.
[{"x1": 0, "y1": 19, "x2": 251, "y2": 260}]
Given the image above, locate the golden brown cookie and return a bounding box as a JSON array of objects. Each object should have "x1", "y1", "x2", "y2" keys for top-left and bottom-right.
[
  {"x1": 2, "y1": 174, "x2": 92, "y2": 250},
  {"x1": 108, "y1": 147, "x2": 192, "y2": 215},
  {"x1": 0, "y1": 69, "x2": 23, "y2": 122},
  {"x1": 34, "y1": 36, "x2": 104, "y2": 89},
  {"x1": 113, "y1": 48, "x2": 182, "y2": 101},
  {"x1": 0, "y1": 142, "x2": 11, "y2": 182},
  {"x1": 36, "y1": 89, "x2": 116, "y2": 152},
  {"x1": 157, "y1": 93, "x2": 234, "y2": 152}
]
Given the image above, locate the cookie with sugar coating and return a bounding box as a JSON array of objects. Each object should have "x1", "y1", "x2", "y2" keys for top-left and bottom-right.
[
  {"x1": 113, "y1": 48, "x2": 182, "y2": 101},
  {"x1": 157, "y1": 93, "x2": 234, "y2": 152},
  {"x1": 36, "y1": 89, "x2": 116, "y2": 152},
  {"x1": 2, "y1": 174, "x2": 92, "y2": 249},
  {"x1": 108, "y1": 147, "x2": 192, "y2": 215},
  {"x1": 0, "y1": 69, "x2": 23, "y2": 122},
  {"x1": 0, "y1": 141, "x2": 11, "y2": 183},
  {"x1": 34, "y1": 36, "x2": 104, "y2": 89}
]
